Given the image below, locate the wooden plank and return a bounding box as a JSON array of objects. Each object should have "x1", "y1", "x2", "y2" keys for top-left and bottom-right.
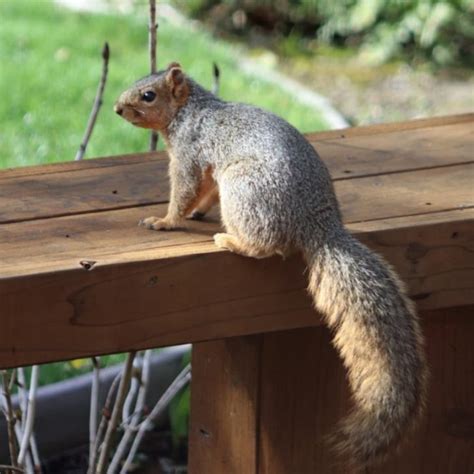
[
  {"x1": 316, "y1": 121, "x2": 474, "y2": 180},
  {"x1": 258, "y1": 327, "x2": 348, "y2": 474},
  {"x1": 0, "y1": 160, "x2": 169, "y2": 224},
  {"x1": 1, "y1": 156, "x2": 472, "y2": 277},
  {"x1": 257, "y1": 306, "x2": 474, "y2": 473},
  {"x1": 306, "y1": 113, "x2": 474, "y2": 141},
  {"x1": 0, "y1": 207, "x2": 472, "y2": 368},
  {"x1": 1, "y1": 119, "x2": 471, "y2": 224},
  {"x1": 189, "y1": 336, "x2": 261, "y2": 474},
  {"x1": 1, "y1": 159, "x2": 470, "y2": 226},
  {"x1": 0, "y1": 152, "x2": 161, "y2": 180},
  {"x1": 1, "y1": 204, "x2": 472, "y2": 309},
  {"x1": 336, "y1": 163, "x2": 473, "y2": 223}
]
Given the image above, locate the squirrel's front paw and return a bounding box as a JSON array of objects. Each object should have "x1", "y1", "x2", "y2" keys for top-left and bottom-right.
[{"x1": 139, "y1": 216, "x2": 176, "y2": 231}]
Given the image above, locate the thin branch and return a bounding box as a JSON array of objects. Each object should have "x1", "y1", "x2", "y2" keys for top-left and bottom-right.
[
  {"x1": 1, "y1": 370, "x2": 19, "y2": 468},
  {"x1": 121, "y1": 359, "x2": 140, "y2": 426},
  {"x1": 120, "y1": 364, "x2": 191, "y2": 474},
  {"x1": 148, "y1": 0, "x2": 159, "y2": 151},
  {"x1": 75, "y1": 42, "x2": 110, "y2": 161},
  {"x1": 212, "y1": 62, "x2": 220, "y2": 96},
  {"x1": 107, "y1": 350, "x2": 152, "y2": 473},
  {"x1": 17, "y1": 366, "x2": 39, "y2": 466},
  {"x1": 0, "y1": 465, "x2": 24, "y2": 473},
  {"x1": 89, "y1": 357, "x2": 100, "y2": 470},
  {"x1": 95, "y1": 352, "x2": 136, "y2": 474},
  {"x1": 87, "y1": 371, "x2": 122, "y2": 474},
  {"x1": 16, "y1": 368, "x2": 41, "y2": 474}
]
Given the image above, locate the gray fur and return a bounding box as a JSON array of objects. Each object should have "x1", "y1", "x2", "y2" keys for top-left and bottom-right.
[{"x1": 116, "y1": 71, "x2": 428, "y2": 470}]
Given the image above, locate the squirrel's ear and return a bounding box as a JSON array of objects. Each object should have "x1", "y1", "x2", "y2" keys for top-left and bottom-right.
[{"x1": 165, "y1": 66, "x2": 187, "y2": 101}]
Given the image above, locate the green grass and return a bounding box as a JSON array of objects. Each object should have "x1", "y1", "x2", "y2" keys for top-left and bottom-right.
[{"x1": 0, "y1": 0, "x2": 327, "y2": 169}]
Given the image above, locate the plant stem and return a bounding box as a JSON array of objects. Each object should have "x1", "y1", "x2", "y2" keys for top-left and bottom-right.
[
  {"x1": 95, "y1": 352, "x2": 136, "y2": 473},
  {"x1": 1, "y1": 370, "x2": 19, "y2": 468},
  {"x1": 17, "y1": 366, "x2": 39, "y2": 466},
  {"x1": 149, "y1": 0, "x2": 159, "y2": 151},
  {"x1": 75, "y1": 42, "x2": 110, "y2": 161}
]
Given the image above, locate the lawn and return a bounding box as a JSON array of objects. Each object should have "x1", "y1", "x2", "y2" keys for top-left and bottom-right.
[{"x1": 0, "y1": 0, "x2": 328, "y2": 169}]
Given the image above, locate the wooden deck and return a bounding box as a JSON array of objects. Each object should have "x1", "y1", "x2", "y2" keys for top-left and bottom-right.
[{"x1": 1, "y1": 114, "x2": 473, "y2": 472}]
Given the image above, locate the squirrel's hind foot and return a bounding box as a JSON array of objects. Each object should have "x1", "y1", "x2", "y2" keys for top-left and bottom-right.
[{"x1": 214, "y1": 233, "x2": 275, "y2": 259}]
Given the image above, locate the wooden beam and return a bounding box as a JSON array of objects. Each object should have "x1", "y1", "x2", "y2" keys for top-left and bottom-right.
[
  {"x1": 0, "y1": 208, "x2": 472, "y2": 368},
  {"x1": 189, "y1": 336, "x2": 261, "y2": 474}
]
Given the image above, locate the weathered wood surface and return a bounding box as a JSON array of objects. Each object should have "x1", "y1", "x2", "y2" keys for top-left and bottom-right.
[
  {"x1": 190, "y1": 305, "x2": 474, "y2": 473},
  {"x1": 0, "y1": 114, "x2": 473, "y2": 368}
]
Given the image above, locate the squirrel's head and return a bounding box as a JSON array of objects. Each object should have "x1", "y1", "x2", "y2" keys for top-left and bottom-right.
[{"x1": 114, "y1": 62, "x2": 189, "y2": 132}]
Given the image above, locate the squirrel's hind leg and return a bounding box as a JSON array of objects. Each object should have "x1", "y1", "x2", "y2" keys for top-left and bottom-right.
[{"x1": 214, "y1": 233, "x2": 276, "y2": 259}]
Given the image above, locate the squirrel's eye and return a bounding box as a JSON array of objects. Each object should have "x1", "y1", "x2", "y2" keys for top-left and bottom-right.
[{"x1": 141, "y1": 90, "x2": 156, "y2": 102}]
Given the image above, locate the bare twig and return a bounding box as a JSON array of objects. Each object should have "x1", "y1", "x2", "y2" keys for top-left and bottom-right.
[
  {"x1": 89, "y1": 357, "x2": 100, "y2": 469},
  {"x1": 96, "y1": 352, "x2": 136, "y2": 474},
  {"x1": 17, "y1": 368, "x2": 41, "y2": 473},
  {"x1": 75, "y1": 42, "x2": 110, "y2": 161},
  {"x1": 120, "y1": 364, "x2": 191, "y2": 474},
  {"x1": 212, "y1": 62, "x2": 220, "y2": 96},
  {"x1": 1, "y1": 370, "x2": 19, "y2": 468},
  {"x1": 0, "y1": 465, "x2": 24, "y2": 473},
  {"x1": 148, "y1": 0, "x2": 159, "y2": 151},
  {"x1": 107, "y1": 350, "x2": 152, "y2": 473},
  {"x1": 17, "y1": 366, "x2": 39, "y2": 466},
  {"x1": 121, "y1": 359, "x2": 140, "y2": 425},
  {"x1": 88, "y1": 371, "x2": 122, "y2": 474}
]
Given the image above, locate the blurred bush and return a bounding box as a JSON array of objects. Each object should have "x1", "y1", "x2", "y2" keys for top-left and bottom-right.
[{"x1": 175, "y1": 0, "x2": 474, "y2": 65}]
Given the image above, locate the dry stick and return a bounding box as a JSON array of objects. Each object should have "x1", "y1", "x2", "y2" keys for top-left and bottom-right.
[
  {"x1": 88, "y1": 371, "x2": 122, "y2": 474},
  {"x1": 0, "y1": 465, "x2": 24, "y2": 473},
  {"x1": 120, "y1": 364, "x2": 191, "y2": 474},
  {"x1": 148, "y1": 0, "x2": 159, "y2": 151},
  {"x1": 1, "y1": 370, "x2": 19, "y2": 469},
  {"x1": 121, "y1": 359, "x2": 140, "y2": 425},
  {"x1": 95, "y1": 352, "x2": 136, "y2": 474},
  {"x1": 89, "y1": 357, "x2": 101, "y2": 470},
  {"x1": 107, "y1": 350, "x2": 152, "y2": 474},
  {"x1": 17, "y1": 369, "x2": 41, "y2": 474},
  {"x1": 17, "y1": 366, "x2": 39, "y2": 466},
  {"x1": 75, "y1": 42, "x2": 110, "y2": 161}
]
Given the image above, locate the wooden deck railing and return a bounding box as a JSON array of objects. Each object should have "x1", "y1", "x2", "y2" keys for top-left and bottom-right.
[{"x1": 1, "y1": 114, "x2": 473, "y2": 473}]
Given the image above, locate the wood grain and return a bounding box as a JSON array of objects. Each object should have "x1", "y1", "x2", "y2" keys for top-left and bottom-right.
[
  {"x1": 0, "y1": 207, "x2": 472, "y2": 368},
  {"x1": 316, "y1": 121, "x2": 473, "y2": 180},
  {"x1": 306, "y1": 112, "x2": 474, "y2": 141},
  {"x1": 189, "y1": 337, "x2": 261, "y2": 474},
  {"x1": 256, "y1": 306, "x2": 474, "y2": 474}
]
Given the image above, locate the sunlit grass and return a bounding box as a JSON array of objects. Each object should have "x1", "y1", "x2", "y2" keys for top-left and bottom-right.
[{"x1": 0, "y1": 0, "x2": 327, "y2": 169}]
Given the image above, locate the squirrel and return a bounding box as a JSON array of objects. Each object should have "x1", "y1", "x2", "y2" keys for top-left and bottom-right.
[{"x1": 114, "y1": 62, "x2": 428, "y2": 470}]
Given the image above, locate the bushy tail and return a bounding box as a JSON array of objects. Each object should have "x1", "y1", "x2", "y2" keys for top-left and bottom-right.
[{"x1": 305, "y1": 230, "x2": 428, "y2": 469}]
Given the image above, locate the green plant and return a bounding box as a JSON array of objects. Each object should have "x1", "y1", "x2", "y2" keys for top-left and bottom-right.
[{"x1": 177, "y1": 0, "x2": 474, "y2": 65}]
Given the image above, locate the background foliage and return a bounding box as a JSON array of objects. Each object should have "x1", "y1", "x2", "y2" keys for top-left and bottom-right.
[{"x1": 178, "y1": 0, "x2": 474, "y2": 65}]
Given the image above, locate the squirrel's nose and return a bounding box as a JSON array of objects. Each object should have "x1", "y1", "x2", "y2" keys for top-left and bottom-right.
[{"x1": 114, "y1": 104, "x2": 123, "y2": 116}]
